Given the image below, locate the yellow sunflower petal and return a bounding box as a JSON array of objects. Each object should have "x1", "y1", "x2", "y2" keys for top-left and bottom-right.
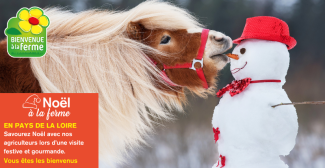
[
  {"x1": 18, "y1": 21, "x2": 31, "y2": 32},
  {"x1": 30, "y1": 8, "x2": 43, "y2": 18},
  {"x1": 31, "y1": 25, "x2": 43, "y2": 34},
  {"x1": 19, "y1": 9, "x2": 30, "y2": 21},
  {"x1": 38, "y1": 16, "x2": 49, "y2": 27}
]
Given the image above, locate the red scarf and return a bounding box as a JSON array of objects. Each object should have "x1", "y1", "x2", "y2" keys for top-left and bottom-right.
[{"x1": 216, "y1": 78, "x2": 281, "y2": 97}]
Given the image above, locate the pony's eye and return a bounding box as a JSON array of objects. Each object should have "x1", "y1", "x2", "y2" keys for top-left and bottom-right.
[
  {"x1": 160, "y1": 35, "x2": 171, "y2": 44},
  {"x1": 240, "y1": 48, "x2": 246, "y2": 54}
]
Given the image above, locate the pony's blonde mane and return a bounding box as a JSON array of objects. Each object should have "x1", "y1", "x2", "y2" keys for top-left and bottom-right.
[{"x1": 30, "y1": 0, "x2": 202, "y2": 165}]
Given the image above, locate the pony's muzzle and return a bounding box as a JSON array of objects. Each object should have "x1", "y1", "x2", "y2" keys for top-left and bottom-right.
[{"x1": 209, "y1": 31, "x2": 233, "y2": 50}]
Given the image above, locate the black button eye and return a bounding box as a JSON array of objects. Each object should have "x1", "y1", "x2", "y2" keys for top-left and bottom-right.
[
  {"x1": 240, "y1": 48, "x2": 246, "y2": 54},
  {"x1": 160, "y1": 35, "x2": 171, "y2": 44}
]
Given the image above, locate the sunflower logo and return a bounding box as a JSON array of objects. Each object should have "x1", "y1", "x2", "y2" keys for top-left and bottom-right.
[
  {"x1": 18, "y1": 7, "x2": 49, "y2": 34},
  {"x1": 5, "y1": 7, "x2": 50, "y2": 36}
]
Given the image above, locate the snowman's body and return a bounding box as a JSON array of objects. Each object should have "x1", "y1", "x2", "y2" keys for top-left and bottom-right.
[{"x1": 212, "y1": 39, "x2": 298, "y2": 168}]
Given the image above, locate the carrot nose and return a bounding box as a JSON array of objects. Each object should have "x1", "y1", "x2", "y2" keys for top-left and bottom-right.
[{"x1": 226, "y1": 53, "x2": 239, "y2": 60}]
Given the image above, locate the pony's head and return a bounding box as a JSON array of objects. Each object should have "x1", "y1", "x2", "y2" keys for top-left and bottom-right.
[
  {"x1": 127, "y1": 23, "x2": 231, "y2": 94},
  {"x1": 30, "y1": 0, "x2": 232, "y2": 165}
]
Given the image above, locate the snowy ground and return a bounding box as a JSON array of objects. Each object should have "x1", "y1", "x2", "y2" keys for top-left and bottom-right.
[
  {"x1": 121, "y1": 123, "x2": 325, "y2": 168},
  {"x1": 120, "y1": 89, "x2": 325, "y2": 168},
  {"x1": 284, "y1": 133, "x2": 325, "y2": 168}
]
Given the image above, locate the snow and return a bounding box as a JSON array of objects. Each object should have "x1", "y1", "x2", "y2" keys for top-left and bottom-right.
[{"x1": 212, "y1": 39, "x2": 298, "y2": 168}]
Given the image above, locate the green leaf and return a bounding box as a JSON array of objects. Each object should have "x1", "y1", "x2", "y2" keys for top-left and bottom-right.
[{"x1": 5, "y1": 28, "x2": 22, "y2": 35}]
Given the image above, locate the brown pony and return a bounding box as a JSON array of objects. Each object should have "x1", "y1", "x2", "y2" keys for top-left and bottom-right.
[{"x1": 0, "y1": 1, "x2": 232, "y2": 166}]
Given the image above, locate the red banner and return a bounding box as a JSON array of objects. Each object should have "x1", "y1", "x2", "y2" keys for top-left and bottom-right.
[{"x1": 0, "y1": 93, "x2": 98, "y2": 168}]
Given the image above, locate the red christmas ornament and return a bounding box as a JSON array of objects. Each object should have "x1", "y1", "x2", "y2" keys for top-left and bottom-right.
[
  {"x1": 213, "y1": 127, "x2": 220, "y2": 143},
  {"x1": 216, "y1": 154, "x2": 226, "y2": 168},
  {"x1": 220, "y1": 155, "x2": 226, "y2": 168}
]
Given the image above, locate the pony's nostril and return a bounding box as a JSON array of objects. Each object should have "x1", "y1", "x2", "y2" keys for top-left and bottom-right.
[
  {"x1": 214, "y1": 36, "x2": 224, "y2": 42},
  {"x1": 217, "y1": 37, "x2": 224, "y2": 42}
]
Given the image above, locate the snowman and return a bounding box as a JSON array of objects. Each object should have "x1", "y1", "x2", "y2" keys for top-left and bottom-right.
[{"x1": 212, "y1": 16, "x2": 298, "y2": 168}]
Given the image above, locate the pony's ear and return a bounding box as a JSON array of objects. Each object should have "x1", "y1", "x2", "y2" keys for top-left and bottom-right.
[{"x1": 127, "y1": 22, "x2": 146, "y2": 41}]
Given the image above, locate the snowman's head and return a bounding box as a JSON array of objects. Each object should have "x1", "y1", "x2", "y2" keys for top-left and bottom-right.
[{"x1": 230, "y1": 39, "x2": 289, "y2": 85}]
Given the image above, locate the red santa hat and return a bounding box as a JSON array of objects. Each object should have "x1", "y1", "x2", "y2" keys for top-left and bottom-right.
[{"x1": 233, "y1": 16, "x2": 297, "y2": 50}]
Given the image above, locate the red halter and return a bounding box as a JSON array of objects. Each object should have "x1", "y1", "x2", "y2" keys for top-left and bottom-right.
[{"x1": 150, "y1": 29, "x2": 210, "y2": 89}]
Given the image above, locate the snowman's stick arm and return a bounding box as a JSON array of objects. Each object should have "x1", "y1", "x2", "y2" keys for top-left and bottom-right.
[{"x1": 272, "y1": 101, "x2": 325, "y2": 108}]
